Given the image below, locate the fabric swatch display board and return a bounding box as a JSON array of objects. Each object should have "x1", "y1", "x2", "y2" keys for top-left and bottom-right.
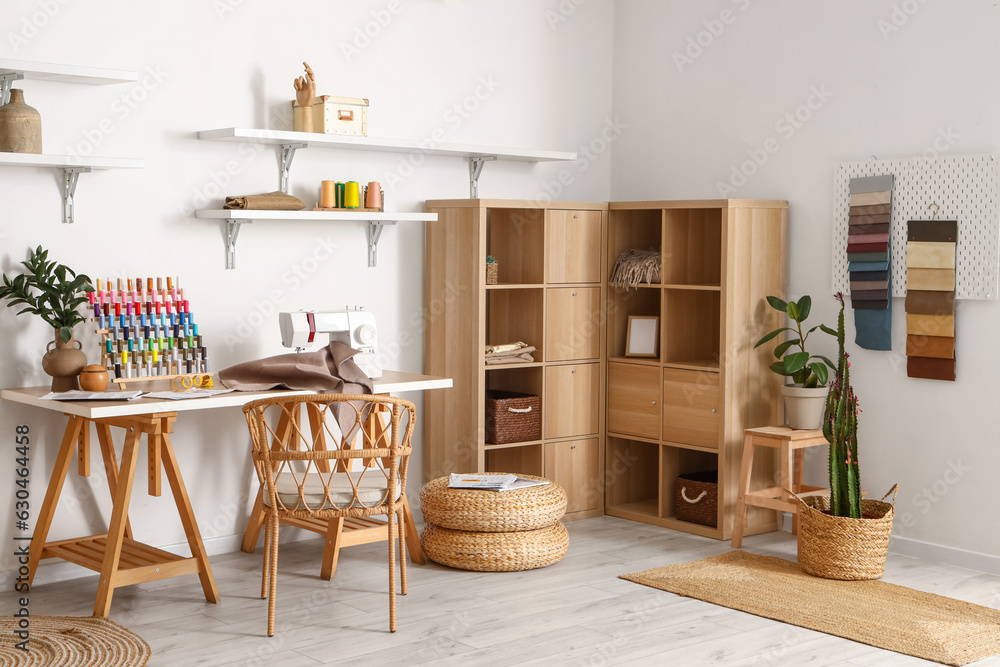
[
  {"x1": 848, "y1": 175, "x2": 893, "y2": 350},
  {"x1": 905, "y1": 220, "x2": 957, "y2": 381}
]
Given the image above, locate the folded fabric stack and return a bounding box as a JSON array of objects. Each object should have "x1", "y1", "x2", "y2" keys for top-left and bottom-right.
[
  {"x1": 485, "y1": 342, "x2": 536, "y2": 365},
  {"x1": 847, "y1": 175, "x2": 894, "y2": 350},
  {"x1": 905, "y1": 220, "x2": 957, "y2": 381},
  {"x1": 224, "y1": 191, "x2": 306, "y2": 211}
]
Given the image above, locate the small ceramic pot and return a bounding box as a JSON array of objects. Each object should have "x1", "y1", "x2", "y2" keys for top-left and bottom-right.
[
  {"x1": 79, "y1": 364, "x2": 110, "y2": 392},
  {"x1": 0, "y1": 89, "x2": 42, "y2": 154}
]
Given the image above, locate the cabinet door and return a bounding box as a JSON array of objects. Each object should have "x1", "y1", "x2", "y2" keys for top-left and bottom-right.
[
  {"x1": 607, "y1": 362, "x2": 661, "y2": 440},
  {"x1": 545, "y1": 287, "x2": 601, "y2": 361},
  {"x1": 662, "y1": 368, "x2": 720, "y2": 449},
  {"x1": 544, "y1": 438, "x2": 600, "y2": 513},
  {"x1": 546, "y1": 210, "x2": 602, "y2": 284},
  {"x1": 544, "y1": 363, "x2": 599, "y2": 439}
]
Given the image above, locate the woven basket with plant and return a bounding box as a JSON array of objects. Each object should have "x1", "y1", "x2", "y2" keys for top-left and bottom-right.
[{"x1": 792, "y1": 293, "x2": 897, "y2": 581}]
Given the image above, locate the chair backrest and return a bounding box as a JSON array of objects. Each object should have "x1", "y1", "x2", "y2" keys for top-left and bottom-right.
[{"x1": 242, "y1": 394, "x2": 415, "y2": 515}]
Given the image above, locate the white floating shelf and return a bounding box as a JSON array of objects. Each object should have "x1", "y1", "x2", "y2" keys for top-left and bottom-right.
[
  {"x1": 0, "y1": 59, "x2": 138, "y2": 85},
  {"x1": 0, "y1": 153, "x2": 143, "y2": 170},
  {"x1": 198, "y1": 127, "x2": 577, "y2": 162},
  {"x1": 195, "y1": 209, "x2": 437, "y2": 269},
  {"x1": 195, "y1": 209, "x2": 435, "y2": 222}
]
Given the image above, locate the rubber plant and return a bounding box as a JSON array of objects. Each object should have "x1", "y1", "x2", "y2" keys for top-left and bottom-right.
[
  {"x1": 823, "y1": 293, "x2": 863, "y2": 519},
  {"x1": 0, "y1": 245, "x2": 94, "y2": 343},
  {"x1": 753, "y1": 295, "x2": 836, "y2": 388}
]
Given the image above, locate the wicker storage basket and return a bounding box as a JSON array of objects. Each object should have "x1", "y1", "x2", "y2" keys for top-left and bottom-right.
[
  {"x1": 674, "y1": 471, "x2": 718, "y2": 527},
  {"x1": 420, "y1": 474, "x2": 567, "y2": 532},
  {"x1": 421, "y1": 521, "x2": 568, "y2": 572},
  {"x1": 486, "y1": 262, "x2": 498, "y2": 285},
  {"x1": 796, "y1": 485, "x2": 898, "y2": 581},
  {"x1": 484, "y1": 390, "x2": 540, "y2": 444}
]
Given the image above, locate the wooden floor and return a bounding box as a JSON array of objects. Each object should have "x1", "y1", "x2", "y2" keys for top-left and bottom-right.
[{"x1": 8, "y1": 516, "x2": 1000, "y2": 666}]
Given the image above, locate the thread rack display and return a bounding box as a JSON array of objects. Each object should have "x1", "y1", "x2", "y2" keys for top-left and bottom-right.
[{"x1": 89, "y1": 277, "x2": 212, "y2": 389}]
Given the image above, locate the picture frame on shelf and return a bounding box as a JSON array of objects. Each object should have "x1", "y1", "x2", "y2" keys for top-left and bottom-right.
[{"x1": 625, "y1": 315, "x2": 659, "y2": 358}]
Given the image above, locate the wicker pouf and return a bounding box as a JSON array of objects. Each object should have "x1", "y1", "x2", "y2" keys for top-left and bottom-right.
[
  {"x1": 422, "y1": 522, "x2": 569, "y2": 572},
  {"x1": 420, "y1": 474, "x2": 567, "y2": 532},
  {"x1": 419, "y1": 474, "x2": 569, "y2": 571}
]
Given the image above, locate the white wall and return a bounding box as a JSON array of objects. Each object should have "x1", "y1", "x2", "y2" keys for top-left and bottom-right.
[
  {"x1": 0, "y1": 0, "x2": 615, "y2": 586},
  {"x1": 612, "y1": 0, "x2": 1000, "y2": 571}
]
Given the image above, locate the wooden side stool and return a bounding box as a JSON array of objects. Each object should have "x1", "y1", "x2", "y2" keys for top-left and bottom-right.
[{"x1": 731, "y1": 426, "x2": 829, "y2": 548}]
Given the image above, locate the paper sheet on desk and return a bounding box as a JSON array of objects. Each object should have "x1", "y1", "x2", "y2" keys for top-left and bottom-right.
[
  {"x1": 143, "y1": 389, "x2": 235, "y2": 400},
  {"x1": 41, "y1": 390, "x2": 143, "y2": 401}
]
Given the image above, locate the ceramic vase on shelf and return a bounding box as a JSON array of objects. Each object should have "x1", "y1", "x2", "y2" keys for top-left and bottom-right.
[
  {"x1": 0, "y1": 89, "x2": 42, "y2": 154},
  {"x1": 41, "y1": 331, "x2": 88, "y2": 392}
]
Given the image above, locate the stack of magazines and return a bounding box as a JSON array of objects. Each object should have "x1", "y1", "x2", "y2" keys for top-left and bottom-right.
[{"x1": 448, "y1": 474, "x2": 550, "y2": 492}]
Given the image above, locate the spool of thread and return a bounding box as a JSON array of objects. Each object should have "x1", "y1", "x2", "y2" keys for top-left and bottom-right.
[
  {"x1": 320, "y1": 181, "x2": 336, "y2": 208},
  {"x1": 335, "y1": 181, "x2": 346, "y2": 208},
  {"x1": 344, "y1": 181, "x2": 361, "y2": 209},
  {"x1": 365, "y1": 181, "x2": 383, "y2": 210}
]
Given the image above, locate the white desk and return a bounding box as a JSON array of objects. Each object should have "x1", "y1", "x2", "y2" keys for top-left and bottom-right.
[{"x1": 1, "y1": 370, "x2": 451, "y2": 616}]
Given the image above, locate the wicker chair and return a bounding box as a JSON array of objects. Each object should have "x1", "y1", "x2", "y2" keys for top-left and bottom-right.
[{"x1": 242, "y1": 393, "x2": 415, "y2": 636}]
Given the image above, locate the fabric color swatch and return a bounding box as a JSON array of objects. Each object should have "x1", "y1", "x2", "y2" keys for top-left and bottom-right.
[
  {"x1": 907, "y1": 268, "x2": 956, "y2": 291},
  {"x1": 904, "y1": 290, "x2": 955, "y2": 315},
  {"x1": 849, "y1": 203, "x2": 891, "y2": 216},
  {"x1": 848, "y1": 252, "x2": 890, "y2": 263},
  {"x1": 906, "y1": 241, "x2": 956, "y2": 269},
  {"x1": 907, "y1": 356, "x2": 956, "y2": 381},
  {"x1": 850, "y1": 280, "x2": 889, "y2": 291},
  {"x1": 849, "y1": 223, "x2": 891, "y2": 236},
  {"x1": 907, "y1": 220, "x2": 958, "y2": 243},
  {"x1": 849, "y1": 214, "x2": 891, "y2": 225},
  {"x1": 850, "y1": 191, "x2": 892, "y2": 206},
  {"x1": 853, "y1": 299, "x2": 890, "y2": 310},
  {"x1": 848, "y1": 233, "x2": 891, "y2": 245},
  {"x1": 847, "y1": 242, "x2": 890, "y2": 254},
  {"x1": 905, "y1": 313, "x2": 955, "y2": 337},
  {"x1": 906, "y1": 335, "x2": 955, "y2": 359}
]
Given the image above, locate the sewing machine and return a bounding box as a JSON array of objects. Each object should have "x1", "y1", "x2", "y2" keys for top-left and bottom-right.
[{"x1": 278, "y1": 308, "x2": 381, "y2": 378}]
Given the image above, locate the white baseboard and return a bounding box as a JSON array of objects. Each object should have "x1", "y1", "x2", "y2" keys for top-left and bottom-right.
[{"x1": 781, "y1": 515, "x2": 1000, "y2": 575}]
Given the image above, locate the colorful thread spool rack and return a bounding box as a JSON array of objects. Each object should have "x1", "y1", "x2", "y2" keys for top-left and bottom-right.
[{"x1": 89, "y1": 276, "x2": 213, "y2": 390}]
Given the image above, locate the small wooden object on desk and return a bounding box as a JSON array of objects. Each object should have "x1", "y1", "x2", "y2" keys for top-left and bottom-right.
[{"x1": 731, "y1": 426, "x2": 829, "y2": 550}]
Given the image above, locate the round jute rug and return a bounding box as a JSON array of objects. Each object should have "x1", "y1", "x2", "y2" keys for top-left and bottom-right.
[{"x1": 0, "y1": 616, "x2": 150, "y2": 667}]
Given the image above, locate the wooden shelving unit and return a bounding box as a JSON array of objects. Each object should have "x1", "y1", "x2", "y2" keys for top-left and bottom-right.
[
  {"x1": 0, "y1": 59, "x2": 142, "y2": 224},
  {"x1": 604, "y1": 199, "x2": 788, "y2": 540},
  {"x1": 423, "y1": 199, "x2": 608, "y2": 520}
]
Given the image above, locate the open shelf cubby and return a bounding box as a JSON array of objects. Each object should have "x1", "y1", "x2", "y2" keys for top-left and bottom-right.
[
  {"x1": 608, "y1": 287, "x2": 661, "y2": 360},
  {"x1": 608, "y1": 208, "x2": 662, "y2": 269},
  {"x1": 487, "y1": 288, "x2": 544, "y2": 361},
  {"x1": 485, "y1": 366, "x2": 543, "y2": 401},
  {"x1": 662, "y1": 288, "x2": 721, "y2": 369},
  {"x1": 485, "y1": 444, "x2": 543, "y2": 477},
  {"x1": 659, "y1": 445, "x2": 720, "y2": 523},
  {"x1": 487, "y1": 208, "x2": 545, "y2": 285},
  {"x1": 662, "y1": 208, "x2": 722, "y2": 286},
  {"x1": 605, "y1": 437, "x2": 660, "y2": 519}
]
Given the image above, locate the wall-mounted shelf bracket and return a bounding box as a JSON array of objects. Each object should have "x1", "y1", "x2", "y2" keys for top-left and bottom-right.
[
  {"x1": 367, "y1": 220, "x2": 397, "y2": 267},
  {"x1": 469, "y1": 155, "x2": 497, "y2": 198},
  {"x1": 62, "y1": 167, "x2": 90, "y2": 224},
  {"x1": 0, "y1": 72, "x2": 24, "y2": 105},
  {"x1": 225, "y1": 219, "x2": 250, "y2": 269},
  {"x1": 279, "y1": 142, "x2": 308, "y2": 193}
]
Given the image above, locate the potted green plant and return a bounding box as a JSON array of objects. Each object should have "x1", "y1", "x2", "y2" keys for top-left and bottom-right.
[
  {"x1": 795, "y1": 293, "x2": 897, "y2": 580},
  {"x1": 753, "y1": 295, "x2": 835, "y2": 429},
  {"x1": 0, "y1": 246, "x2": 94, "y2": 391},
  {"x1": 485, "y1": 254, "x2": 498, "y2": 285}
]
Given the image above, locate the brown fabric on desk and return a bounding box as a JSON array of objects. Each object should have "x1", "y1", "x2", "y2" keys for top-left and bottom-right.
[
  {"x1": 219, "y1": 341, "x2": 373, "y2": 394},
  {"x1": 224, "y1": 191, "x2": 306, "y2": 211}
]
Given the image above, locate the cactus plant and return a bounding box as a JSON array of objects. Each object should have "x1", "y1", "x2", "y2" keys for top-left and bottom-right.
[{"x1": 823, "y1": 293, "x2": 862, "y2": 519}]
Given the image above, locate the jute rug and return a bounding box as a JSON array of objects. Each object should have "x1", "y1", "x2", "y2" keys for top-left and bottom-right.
[
  {"x1": 0, "y1": 616, "x2": 150, "y2": 666},
  {"x1": 621, "y1": 551, "x2": 1000, "y2": 666}
]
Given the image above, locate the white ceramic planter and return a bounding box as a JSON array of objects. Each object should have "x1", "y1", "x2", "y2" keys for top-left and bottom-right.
[{"x1": 781, "y1": 385, "x2": 829, "y2": 430}]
